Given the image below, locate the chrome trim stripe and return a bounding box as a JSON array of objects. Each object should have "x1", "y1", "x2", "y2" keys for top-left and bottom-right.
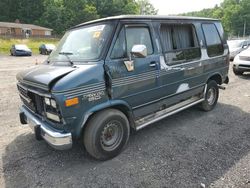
[
  {"x1": 114, "y1": 66, "x2": 228, "y2": 88},
  {"x1": 113, "y1": 73, "x2": 157, "y2": 84},
  {"x1": 65, "y1": 88, "x2": 106, "y2": 98},
  {"x1": 113, "y1": 75, "x2": 156, "y2": 87},
  {"x1": 66, "y1": 90, "x2": 105, "y2": 99},
  {"x1": 63, "y1": 84, "x2": 106, "y2": 96},
  {"x1": 112, "y1": 70, "x2": 157, "y2": 82},
  {"x1": 52, "y1": 82, "x2": 106, "y2": 94},
  {"x1": 112, "y1": 61, "x2": 228, "y2": 87},
  {"x1": 119, "y1": 65, "x2": 228, "y2": 104}
]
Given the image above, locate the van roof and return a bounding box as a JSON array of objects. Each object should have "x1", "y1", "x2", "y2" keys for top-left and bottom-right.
[{"x1": 73, "y1": 15, "x2": 219, "y2": 29}]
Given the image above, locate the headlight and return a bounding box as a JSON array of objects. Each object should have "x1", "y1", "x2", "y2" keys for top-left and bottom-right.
[
  {"x1": 44, "y1": 97, "x2": 60, "y2": 122},
  {"x1": 44, "y1": 97, "x2": 57, "y2": 108},
  {"x1": 234, "y1": 54, "x2": 240, "y2": 62},
  {"x1": 51, "y1": 99, "x2": 57, "y2": 108},
  {"x1": 44, "y1": 97, "x2": 51, "y2": 105}
]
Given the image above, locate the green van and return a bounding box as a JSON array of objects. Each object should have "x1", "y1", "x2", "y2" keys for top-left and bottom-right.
[{"x1": 17, "y1": 15, "x2": 229, "y2": 160}]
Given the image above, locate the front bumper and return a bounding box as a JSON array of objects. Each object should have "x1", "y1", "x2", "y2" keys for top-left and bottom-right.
[
  {"x1": 233, "y1": 62, "x2": 250, "y2": 72},
  {"x1": 19, "y1": 106, "x2": 72, "y2": 150}
]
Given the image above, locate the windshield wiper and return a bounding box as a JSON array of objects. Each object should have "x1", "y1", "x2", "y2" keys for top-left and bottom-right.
[{"x1": 59, "y1": 52, "x2": 74, "y2": 66}]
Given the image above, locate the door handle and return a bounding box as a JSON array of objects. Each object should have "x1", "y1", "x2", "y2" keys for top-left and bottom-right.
[{"x1": 149, "y1": 61, "x2": 156, "y2": 67}]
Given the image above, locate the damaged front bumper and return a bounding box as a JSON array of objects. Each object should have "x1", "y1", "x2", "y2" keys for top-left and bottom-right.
[{"x1": 19, "y1": 105, "x2": 72, "y2": 150}]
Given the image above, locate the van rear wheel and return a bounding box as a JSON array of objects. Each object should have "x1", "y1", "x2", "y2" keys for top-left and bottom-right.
[
  {"x1": 200, "y1": 80, "x2": 219, "y2": 111},
  {"x1": 83, "y1": 109, "x2": 130, "y2": 160}
]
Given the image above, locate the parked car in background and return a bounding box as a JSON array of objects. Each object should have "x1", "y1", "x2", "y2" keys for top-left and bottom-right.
[
  {"x1": 10, "y1": 44, "x2": 32, "y2": 56},
  {"x1": 228, "y1": 39, "x2": 250, "y2": 60},
  {"x1": 39, "y1": 44, "x2": 55, "y2": 55},
  {"x1": 233, "y1": 47, "x2": 250, "y2": 75}
]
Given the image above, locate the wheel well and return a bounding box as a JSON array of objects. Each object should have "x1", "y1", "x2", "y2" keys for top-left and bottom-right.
[
  {"x1": 81, "y1": 104, "x2": 135, "y2": 139},
  {"x1": 108, "y1": 104, "x2": 135, "y2": 129},
  {"x1": 208, "y1": 74, "x2": 222, "y2": 85}
]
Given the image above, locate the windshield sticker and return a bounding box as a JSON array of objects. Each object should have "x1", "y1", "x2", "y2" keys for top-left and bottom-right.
[{"x1": 93, "y1": 31, "x2": 101, "y2": 38}]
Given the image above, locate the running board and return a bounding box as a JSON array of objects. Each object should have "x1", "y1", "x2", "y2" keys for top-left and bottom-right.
[{"x1": 135, "y1": 97, "x2": 205, "y2": 131}]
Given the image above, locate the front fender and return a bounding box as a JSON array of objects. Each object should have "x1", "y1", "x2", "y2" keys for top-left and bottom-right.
[{"x1": 75, "y1": 100, "x2": 133, "y2": 138}]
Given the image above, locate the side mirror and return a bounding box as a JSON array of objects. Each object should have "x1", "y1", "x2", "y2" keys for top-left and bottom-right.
[{"x1": 131, "y1": 44, "x2": 147, "y2": 58}]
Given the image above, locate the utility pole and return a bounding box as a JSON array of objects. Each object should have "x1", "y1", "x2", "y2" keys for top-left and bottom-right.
[{"x1": 243, "y1": 20, "x2": 246, "y2": 38}]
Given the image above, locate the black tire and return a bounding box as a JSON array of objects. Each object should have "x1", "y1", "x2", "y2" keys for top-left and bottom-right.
[
  {"x1": 233, "y1": 67, "x2": 243, "y2": 75},
  {"x1": 200, "y1": 80, "x2": 219, "y2": 111},
  {"x1": 84, "y1": 109, "x2": 130, "y2": 160}
]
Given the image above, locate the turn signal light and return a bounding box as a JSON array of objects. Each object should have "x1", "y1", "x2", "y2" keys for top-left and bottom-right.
[{"x1": 65, "y1": 97, "x2": 79, "y2": 107}]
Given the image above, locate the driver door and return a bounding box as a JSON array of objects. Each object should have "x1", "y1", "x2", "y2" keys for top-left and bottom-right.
[{"x1": 105, "y1": 22, "x2": 161, "y2": 118}]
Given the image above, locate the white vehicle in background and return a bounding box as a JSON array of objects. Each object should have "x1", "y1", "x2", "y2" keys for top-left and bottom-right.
[
  {"x1": 228, "y1": 39, "x2": 250, "y2": 60},
  {"x1": 233, "y1": 47, "x2": 250, "y2": 75}
]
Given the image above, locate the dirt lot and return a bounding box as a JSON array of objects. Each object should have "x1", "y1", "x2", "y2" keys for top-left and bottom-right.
[{"x1": 0, "y1": 55, "x2": 250, "y2": 188}]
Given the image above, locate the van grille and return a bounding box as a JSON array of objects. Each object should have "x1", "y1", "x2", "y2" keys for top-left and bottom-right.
[
  {"x1": 239, "y1": 56, "x2": 250, "y2": 61},
  {"x1": 17, "y1": 84, "x2": 44, "y2": 115},
  {"x1": 239, "y1": 64, "x2": 250, "y2": 69}
]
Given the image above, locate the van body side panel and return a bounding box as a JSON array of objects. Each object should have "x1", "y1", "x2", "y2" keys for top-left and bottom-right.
[
  {"x1": 201, "y1": 22, "x2": 229, "y2": 83},
  {"x1": 151, "y1": 21, "x2": 205, "y2": 115},
  {"x1": 132, "y1": 20, "x2": 229, "y2": 119}
]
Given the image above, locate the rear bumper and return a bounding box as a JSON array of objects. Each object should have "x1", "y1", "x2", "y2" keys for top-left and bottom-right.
[
  {"x1": 15, "y1": 51, "x2": 32, "y2": 56},
  {"x1": 20, "y1": 106, "x2": 72, "y2": 150}
]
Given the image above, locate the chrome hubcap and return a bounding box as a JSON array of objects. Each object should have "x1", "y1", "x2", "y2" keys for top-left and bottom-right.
[
  {"x1": 100, "y1": 120, "x2": 123, "y2": 151},
  {"x1": 207, "y1": 88, "x2": 216, "y2": 105}
]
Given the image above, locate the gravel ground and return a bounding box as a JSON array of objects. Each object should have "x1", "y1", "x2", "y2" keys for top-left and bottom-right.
[{"x1": 0, "y1": 55, "x2": 250, "y2": 188}]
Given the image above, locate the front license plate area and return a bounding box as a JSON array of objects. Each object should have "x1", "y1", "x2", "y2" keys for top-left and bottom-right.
[{"x1": 34, "y1": 125, "x2": 43, "y2": 140}]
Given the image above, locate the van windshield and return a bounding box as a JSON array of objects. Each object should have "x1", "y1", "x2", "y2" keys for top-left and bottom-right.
[{"x1": 49, "y1": 24, "x2": 113, "y2": 62}]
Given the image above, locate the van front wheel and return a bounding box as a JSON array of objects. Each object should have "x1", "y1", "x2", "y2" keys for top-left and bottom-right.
[
  {"x1": 233, "y1": 67, "x2": 243, "y2": 75},
  {"x1": 200, "y1": 80, "x2": 219, "y2": 111},
  {"x1": 83, "y1": 109, "x2": 130, "y2": 160}
]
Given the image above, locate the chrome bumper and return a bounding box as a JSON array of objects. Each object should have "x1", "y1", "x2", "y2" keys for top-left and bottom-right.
[{"x1": 20, "y1": 106, "x2": 72, "y2": 150}]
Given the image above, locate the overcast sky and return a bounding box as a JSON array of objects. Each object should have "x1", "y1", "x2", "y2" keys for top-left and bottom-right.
[{"x1": 150, "y1": 0, "x2": 224, "y2": 15}]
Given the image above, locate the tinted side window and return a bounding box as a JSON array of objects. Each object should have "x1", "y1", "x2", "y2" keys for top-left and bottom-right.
[
  {"x1": 160, "y1": 24, "x2": 201, "y2": 65},
  {"x1": 202, "y1": 24, "x2": 224, "y2": 57},
  {"x1": 111, "y1": 26, "x2": 153, "y2": 59}
]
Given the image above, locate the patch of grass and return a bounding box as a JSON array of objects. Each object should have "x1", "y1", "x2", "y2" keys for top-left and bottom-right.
[{"x1": 0, "y1": 38, "x2": 60, "y2": 55}]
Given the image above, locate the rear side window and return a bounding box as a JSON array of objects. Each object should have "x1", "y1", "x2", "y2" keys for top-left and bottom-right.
[
  {"x1": 202, "y1": 24, "x2": 224, "y2": 57},
  {"x1": 111, "y1": 26, "x2": 153, "y2": 59},
  {"x1": 160, "y1": 24, "x2": 201, "y2": 65}
]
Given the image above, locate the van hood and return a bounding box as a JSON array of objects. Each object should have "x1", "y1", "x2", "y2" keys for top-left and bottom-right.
[
  {"x1": 239, "y1": 49, "x2": 250, "y2": 57},
  {"x1": 16, "y1": 64, "x2": 77, "y2": 90},
  {"x1": 229, "y1": 47, "x2": 240, "y2": 53}
]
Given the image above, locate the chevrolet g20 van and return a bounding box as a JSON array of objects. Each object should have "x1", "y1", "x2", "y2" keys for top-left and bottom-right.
[{"x1": 17, "y1": 15, "x2": 229, "y2": 160}]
